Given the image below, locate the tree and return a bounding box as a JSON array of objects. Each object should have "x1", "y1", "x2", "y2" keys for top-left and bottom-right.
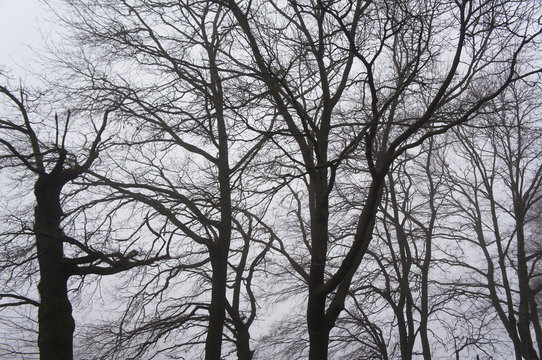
[
  {"x1": 441, "y1": 81, "x2": 542, "y2": 360},
  {"x1": 0, "y1": 76, "x2": 167, "y2": 360},
  {"x1": 48, "y1": 1, "x2": 272, "y2": 358},
  {"x1": 334, "y1": 135, "x2": 506, "y2": 360},
  {"x1": 218, "y1": 0, "x2": 542, "y2": 358},
  {"x1": 337, "y1": 139, "x2": 446, "y2": 360}
]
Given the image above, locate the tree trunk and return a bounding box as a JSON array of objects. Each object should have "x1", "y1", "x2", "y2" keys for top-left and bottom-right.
[
  {"x1": 235, "y1": 323, "x2": 254, "y2": 360},
  {"x1": 396, "y1": 313, "x2": 412, "y2": 360},
  {"x1": 204, "y1": 168, "x2": 232, "y2": 360},
  {"x1": 204, "y1": 57, "x2": 231, "y2": 358},
  {"x1": 206, "y1": 251, "x2": 229, "y2": 360},
  {"x1": 420, "y1": 149, "x2": 436, "y2": 360},
  {"x1": 530, "y1": 294, "x2": 542, "y2": 358},
  {"x1": 35, "y1": 175, "x2": 75, "y2": 360},
  {"x1": 307, "y1": 170, "x2": 330, "y2": 360},
  {"x1": 516, "y1": 218, "x2": 539, "y2": 360},
  {"x1": 307, "y1": 302, "x2": 330, "y2": 360}
]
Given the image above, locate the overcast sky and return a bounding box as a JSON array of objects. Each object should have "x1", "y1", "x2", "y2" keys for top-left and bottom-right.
[{"x1": 0, "y1": 0, "x2": 54, "y2": 76}]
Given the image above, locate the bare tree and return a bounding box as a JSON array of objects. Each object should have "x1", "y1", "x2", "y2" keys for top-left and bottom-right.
[
  {"x1": 48, "y1": 1, "x2": 273, "y2": 358},
  {"x1": 442, "y1": 81, "x2": 542, "y2": 360},
  {"x1": 218, "y1": 0, "x2": 542, "y2": 358},
  {"x1": 331, "y1": 137, "x2": 497, "y2": 360},
  {"x1": 0, "y1": 76, "x2": 167, "y2": 360},
  {"x1": 340, "y1": 140, "x2": 447, "y2": 360}
]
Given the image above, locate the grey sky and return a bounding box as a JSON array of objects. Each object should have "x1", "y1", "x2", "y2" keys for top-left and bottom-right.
[{"x1": 0, "y1": 0, "x2": 52, "y2": 75}]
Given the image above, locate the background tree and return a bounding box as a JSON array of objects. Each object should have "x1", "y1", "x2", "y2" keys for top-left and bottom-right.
[
  {"x1": 441, "y1": 81, "x2": 542, "y2": 360},
  {"x1": 337, "y1": 139, "x2": 447, "y2": 360}
]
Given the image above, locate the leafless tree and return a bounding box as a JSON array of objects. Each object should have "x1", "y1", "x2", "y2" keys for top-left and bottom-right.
[
  {"x1": 0, "y1": 75, "x2": 168, "y2": 360},
  {"x1": 48, "y1": 1, "x2": 273, "y2": 358},
  {"x1": 327, "y1": 137, "x2": 496, "y2": 359},
  {"x1": 217, "y1": 0, "x2": 542, "y2": 358},
  {"x1": 339, "y1": 140, "x2": 446, "y2": 360},
  {"x1": 441, "y1": 80, "x2": 542, "y2": 360}
]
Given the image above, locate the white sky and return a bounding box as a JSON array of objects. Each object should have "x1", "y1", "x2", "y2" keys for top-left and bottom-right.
[{"x1": 0, "y1": 0, "x2": 54, "y2": 76}]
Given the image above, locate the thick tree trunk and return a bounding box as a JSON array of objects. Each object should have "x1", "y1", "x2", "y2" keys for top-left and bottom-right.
[
  {"x1": 206, "y1": 251, "x2": 229, "y2": 360},
  {"x1": 396, "y1": 314, "x2": 412, "y2": 360},
  {"x1": 235, "y1": 323, "x2": 254, "y2": 360},
  {"x1": 307, "y1": 170, "x2": 330, "y2": 360},
  {"x1": 36, "y1": 232, "x2": 74, "y2": 360},
  {"x1": 34, "y1": 175, "x2": 75, "y2": 360},
  {"x1": 307, "y1": 293, "x2": 330, "y2": 360},
  {"x1": 204, "y1": 173, "x2": 232, "y2": 360},
  {"x1": 420, "y1": 154, "x2": 435, "y2": 360},
  {"x1": 516, "y1": 219, "x2": 539, "y2": 360},
  {"x1": 530, "y1": 295, "x2": 542, "y2": 358},
  {"x1": 204, "y1": 59, "x2": 231, "y2": 358}
]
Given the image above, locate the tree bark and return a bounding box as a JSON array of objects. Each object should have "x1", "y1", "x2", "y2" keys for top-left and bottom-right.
[
  {"x1": 35, "y1": 174, "x2": 75, "y2": 360},
  {"x1": 235, "y1": 323, "x2": 254, "y2": 360},
  {"x1": 307, "y1": 170, "x2": 330, "y2": 360},
  {"x1": 206, "y1": 250, "x2": 229, "y2": 360},
  {"x1": 204, "y1": 43, "x2": 232, "y2": 359},
  {"x1": 516, "y1": 215, "x2": 539, "y2": 360}
]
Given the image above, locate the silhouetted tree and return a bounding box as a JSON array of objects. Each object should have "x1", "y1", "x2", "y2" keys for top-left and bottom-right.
[
  {"x1": 442, "y1": 81, "x2": 542, "y2": 360},
  {"x1": 220, "y1": 0, "x2": 541, "y2": 358},
  {"x1": 49, "y1": 1, "x2": 272, "y2": 358},
  {"x1": 0, "y1": 77, "x2": 167, "y2": 360}
]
